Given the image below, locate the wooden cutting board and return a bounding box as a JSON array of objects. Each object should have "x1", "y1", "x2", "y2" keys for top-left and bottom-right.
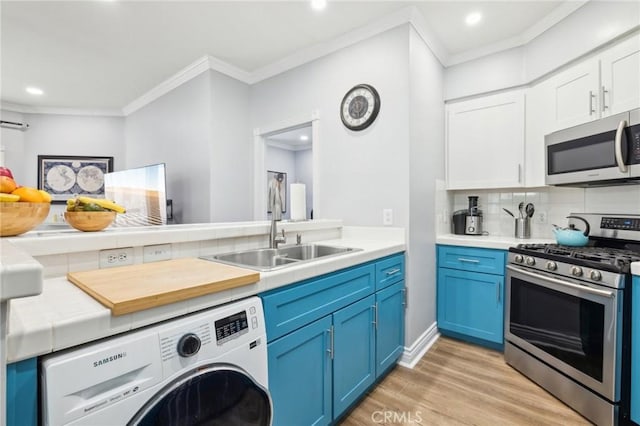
[{"x1": 67, "y1": 258, "x2": 260, "y2": 316}]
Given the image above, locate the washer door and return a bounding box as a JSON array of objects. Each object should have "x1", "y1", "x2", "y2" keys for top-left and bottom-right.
[{"x1": 128, "y1": 364, "x2": 271, "y2": 426}]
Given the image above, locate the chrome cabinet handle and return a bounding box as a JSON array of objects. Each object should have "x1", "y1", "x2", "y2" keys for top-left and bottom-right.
[
  {"x1": 402, "y1": 288, "x2": 407, "y2": 308},
  {"x1": 615, "y1": 119, "x2": 628, "y2": 173},
  {"x1": 496, "y1": 280, "x2": 501, "y2": 303},
  {"x1": 601, "y1": 86, "x2": 609, "y2": 111},
  {"x1": 385, "y1": 268, "x2": 401, "y2": 276},
  {"x1": 507, "y1": 265, "x2": 615, "y2": 298},
  {"x1": 589, "y1": 91, "x2": 596, "y2": 115},
  {"x1": 372, "y1": 304, "x2": 378, "y2": 330},
  {"x1": 327, "y1": 326, "x2": 334, "y2": 360},
  {"x1": 457, "y1": 258, "x2": 480, "y2": 263},
  {"x1": 518, "y1": 164, "x2": 522, "y2": 183}
]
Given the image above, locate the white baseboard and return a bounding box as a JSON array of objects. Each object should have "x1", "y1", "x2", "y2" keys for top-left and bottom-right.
[{"x1": 398, "y1": 322, "x2": 440, "y2": 369}]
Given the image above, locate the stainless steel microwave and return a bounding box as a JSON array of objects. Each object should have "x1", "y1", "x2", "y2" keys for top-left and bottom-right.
[{"x1": 545, "y1": 108, "x2": 640, "y2": 186}]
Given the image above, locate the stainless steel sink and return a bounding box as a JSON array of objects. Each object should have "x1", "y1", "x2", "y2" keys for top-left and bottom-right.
[{"x1": 201, "y1": 244, "x2": 361, "y2": 271}]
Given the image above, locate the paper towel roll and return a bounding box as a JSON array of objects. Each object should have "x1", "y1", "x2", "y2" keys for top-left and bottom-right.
[{"x1": 290, "y1": 183, "x2": 306, "y2": 221}]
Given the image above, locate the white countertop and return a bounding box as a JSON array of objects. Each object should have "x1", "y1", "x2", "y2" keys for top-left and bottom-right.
[
  {"x1": 436, "y1": 234, "x2": 555, "y2": 250},
  {"x1": 631, "y1": 263, "x2": 640, "y2": 275},
  {"x1": 4, "y1": 223, "x2": 405, "y2": 363}
]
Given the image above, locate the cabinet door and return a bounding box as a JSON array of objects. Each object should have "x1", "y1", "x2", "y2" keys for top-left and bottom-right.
[
  {"x1": 525, "y1": 79, "x2": 554, "y2": 187},
  {"x1": 549, "y1": 58, "x2": 599, "y2": 131},
  {"x1": 333, "y1": 294, "x2": 376, "y2": 419},
  {"x1": 601, "y1": 34, "x2": 640, "y2": 116},
  {"x1": 447, "y1": 90, "x2": 525, "y2": 189},
  {"x1": 631, "y1": 276, "x2": 640, "y2": 424},
  {"x1": 6, "y1": 358, "x2": 37, "y2": 426},
  {"x1": 437, "y1": 268, "x2": 504, "y2": 344},
  {"x1": 268, "y1": 315, "x2": 333, "y2": 426},
  {"x1": 375, "y1": 281, "x2": 405, "y2": 378}
]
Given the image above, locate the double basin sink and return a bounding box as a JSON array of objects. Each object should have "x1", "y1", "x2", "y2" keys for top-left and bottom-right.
[{"x1": 201, "y1": 243, "x2": 361, "y2": 271}]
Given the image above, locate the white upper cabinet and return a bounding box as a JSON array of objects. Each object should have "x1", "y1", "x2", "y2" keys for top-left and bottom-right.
[
  {"x1": 549, "y1": 33, "x2": 640, "y2": 131},
  {"x1": 525, "y1": 79, "x2": 554, "y2": 188},
  {"x1": 446, "y1": 90, "x2": 525, "y2": 190},
  {"x1": 549, "y1": 58, "x2": 600, "y2": 131},
  {"x1": 600, "y1": 33, "x2": 640, "y2": 116}
]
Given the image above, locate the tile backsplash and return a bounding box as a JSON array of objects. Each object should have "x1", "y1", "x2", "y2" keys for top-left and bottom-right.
[{"x1": 441, "y1": 185, "x2": 640, "y2": 239}]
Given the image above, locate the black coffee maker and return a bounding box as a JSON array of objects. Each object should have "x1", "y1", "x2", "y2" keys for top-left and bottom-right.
[{"x1": 452, "y1": 196, "x2": 483, "y2": 235}]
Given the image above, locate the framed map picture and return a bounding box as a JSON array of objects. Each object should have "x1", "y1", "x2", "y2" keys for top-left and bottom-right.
[{"x1": 37, "y1": 155, "x2": 114, "y2": 203}]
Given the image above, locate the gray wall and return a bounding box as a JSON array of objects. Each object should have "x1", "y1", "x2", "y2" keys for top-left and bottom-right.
[
  {"x1": 250, "y1": 25, "x2": 444, "y2": 349},
  {"x1": 407, "y1": 27, "x2": 445, "y2": 345},
  {"x1": 250, "y1": 25, "x2": 411, "y2": 227},
  {"x1": 125, "y1": 70, "x2": 252, "y2": 224}
]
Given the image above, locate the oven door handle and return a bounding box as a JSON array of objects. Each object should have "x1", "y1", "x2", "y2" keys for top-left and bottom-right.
[
  {"x1": 506, "y1": 265, "x2": 615, "y2": 298},
  {"x1": 615, "y1": 119, "x2": 628, "y2": 173}
]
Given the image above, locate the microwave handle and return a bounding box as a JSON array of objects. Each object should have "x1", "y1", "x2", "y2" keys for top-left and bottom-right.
[{"x1": 615, "y1": 119, "x2": 628, "y2": 173}]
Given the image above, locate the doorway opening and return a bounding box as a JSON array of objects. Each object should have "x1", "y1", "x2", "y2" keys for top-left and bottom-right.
[{"x1": 253, "y1": 113, "x2": 319, "y2": 221}]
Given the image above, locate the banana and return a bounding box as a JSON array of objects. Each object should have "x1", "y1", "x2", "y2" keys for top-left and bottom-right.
[
  {"x1": 0, "y1": 193, "x2": 20, "y2": 202},
  {"x1": 77, "y1": 196, "x2": 126, "y2": 213}
]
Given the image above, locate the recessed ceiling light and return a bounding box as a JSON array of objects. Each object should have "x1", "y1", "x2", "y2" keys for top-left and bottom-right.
[
  {"x1": 465, "y1": 12, "x2": 482, "y2": 26},
  {"x1": 300, "y1": 135, "x2": 309, "y2": 141},
  {"x1": 25, "y1": 86, "x2": 44, "y2": 96},
  {"x1": 311, "y1": 0, "x2": 327, "y2": 11}
]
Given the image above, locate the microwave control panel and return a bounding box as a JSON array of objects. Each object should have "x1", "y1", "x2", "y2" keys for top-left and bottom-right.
[
  {"x1": 600, "y1": 217, "x2": 640, "y2": 231},
  {"x1": 631, "y1": 124, "x2": 640, "y2": 163}
]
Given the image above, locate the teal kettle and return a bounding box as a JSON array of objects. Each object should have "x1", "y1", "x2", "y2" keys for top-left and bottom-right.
[{"x1": 553, "y1": 215, "x2": 590, "y2": 247}]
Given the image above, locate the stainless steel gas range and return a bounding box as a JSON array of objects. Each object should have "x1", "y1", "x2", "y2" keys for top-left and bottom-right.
[{"x1": 505, "y1": 213, "x2": 639, "y2": 426}]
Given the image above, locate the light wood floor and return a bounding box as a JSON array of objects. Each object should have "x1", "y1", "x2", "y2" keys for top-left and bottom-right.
[{"x1": 339, "y1": 336, "x2": 591, "y2": 426}]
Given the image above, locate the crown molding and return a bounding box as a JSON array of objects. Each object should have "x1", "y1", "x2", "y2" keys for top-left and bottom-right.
[
  {"x1": 1, "y1": 102, "x2": 123, "y2": 117},
  {"x1": 265, "y1": 140, "x2": 312, "y2": 152}
]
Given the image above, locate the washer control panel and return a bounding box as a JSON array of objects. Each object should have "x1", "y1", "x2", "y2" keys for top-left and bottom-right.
[{"x1": 215, "y1": 310, "x2": 249, "y2": 345}]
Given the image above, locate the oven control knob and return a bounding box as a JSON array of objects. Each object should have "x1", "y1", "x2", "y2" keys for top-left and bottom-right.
[
  {"x1": 525, "y1": 257, "x2": 535, "y2": 266},
  {"x1": 177, "y1": 333, "x2": 201, "y2": 357},
  {"x1": 590, "y1": 270, "x2": 602, "y2": 281},
  {"x1": 514, "y1": 255, "x2": 524, "y2": 263},
  {"x1": 571, "y1": 266, "x2": 583, "y2": 277},
  {"x1": 546, "y1": 261, "x2": 557, "y2": 271}
]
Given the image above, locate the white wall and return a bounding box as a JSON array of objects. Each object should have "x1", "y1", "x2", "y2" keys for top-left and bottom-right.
[
  {"x1": 209, "y1": 70, "x2": 252, "y2": 222},
  {"x1": 444, "y1": 1, "x2": 640, "y2": 100},
  {"x1": 126, "y1": 72, "x2": 212, "y2": 224},
  {"x1": 125, "y1": 70, "x2": 252, "y2": 224},
  {"x1": 295, "y1": 148, "x2": 313, "y2": 219},
  {"x1": 250, "y1": 25, "x2": 411, "y2": 228},
  {"x1": 407, "y1": 27, "x2": 445, "y2": 346},
  {"x1": 0, "y1": 110, "x2": 27, "y2": 176}
]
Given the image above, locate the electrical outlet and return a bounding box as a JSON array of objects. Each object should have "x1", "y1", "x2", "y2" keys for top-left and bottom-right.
[
  {"x1": 383, "y1": 209, "x2": 393, "y2": 226},
  {"x1": 536, "y1": 211, "x2": 548, "y2": 224},
  {"x1": 99, "y1": 247, "x2": 134, "y2": 268},
  {"x1": 143, "y1": 244, "x2": 172, "y2": 263}
]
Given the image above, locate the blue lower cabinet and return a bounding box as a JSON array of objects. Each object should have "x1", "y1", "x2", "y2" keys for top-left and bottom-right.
[
  {"x1": 268, "y1": 315, "x2": 333, "y2": 426},
  {"x1": 375, "y1": 281, "x2": 405, "y2": 377},
  {"x1": 6, "y1": 358, "x2": 38, "y2": 426},
  {"x1": 631, "y1": 276, "x2": 640, "y2": 424},
  {"x1": 333, "y1": 295, "x2": 376, "y2": 418},
  {"x1": 437, "y1": 267, "x2": 504, "y2": 344}
]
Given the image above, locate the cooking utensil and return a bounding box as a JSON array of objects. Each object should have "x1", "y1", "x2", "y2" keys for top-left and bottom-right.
[
  {"x1": 552, "y1": 215, "x2": 591, "y2": 246},
  {"x1": 503, "y1": 208, "x2": 515, "y2": 217},
  {"x1": 518, "y1": 202, "x2": 525, "y2": 218},
  {"x1": 525, "y1": 203, "x2": 535, "y2": 218}
]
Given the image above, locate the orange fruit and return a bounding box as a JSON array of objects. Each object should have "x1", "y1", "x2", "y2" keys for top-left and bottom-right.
[
  {"x1": 11, "y1": 186, "x2": 44, "y2": 203},
  {"x1": 38, "y1": 189, "x2": 52, "y2": 203},
  {"x1": 0, "y1": 176, "x2": 17, "y2": 193}
]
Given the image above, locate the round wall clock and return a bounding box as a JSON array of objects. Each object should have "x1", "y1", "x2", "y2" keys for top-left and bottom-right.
[{"x1": 340, "y1": 84, "x2": 380, "y2": 131}]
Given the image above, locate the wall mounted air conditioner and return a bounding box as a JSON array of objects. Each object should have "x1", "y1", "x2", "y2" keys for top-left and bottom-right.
[{"x1": 0, "y1": 120, "x2": 30, "y2": 131}]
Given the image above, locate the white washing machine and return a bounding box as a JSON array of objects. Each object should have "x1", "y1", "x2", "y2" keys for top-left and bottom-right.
[{"x1": 40, "y1": 297, "x2": 271, "y2": 426}]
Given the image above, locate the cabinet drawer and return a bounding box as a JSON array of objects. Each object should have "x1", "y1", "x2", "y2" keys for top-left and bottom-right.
[
  {"x1": 375, "y1": 254, "x2": 405, "y2": 290},
  {"x1": 437, "y1": 245, "x2": 505, "y2": 275},
  {"x1": 261, "y1": 264, "x2": 375, "y2": 342}
]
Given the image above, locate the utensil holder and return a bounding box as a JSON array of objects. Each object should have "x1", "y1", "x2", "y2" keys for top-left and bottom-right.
[{"x1": 515, "y1": 218, "x2": 531, "y2": 239}]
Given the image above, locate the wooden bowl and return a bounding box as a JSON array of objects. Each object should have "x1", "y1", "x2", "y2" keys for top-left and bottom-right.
[
  {"x1": 65, "y1": 211, "x2": 116, "y2": 232},
  {"x1": 0, "y1": 202, "x2": 51, "y2": 237}
]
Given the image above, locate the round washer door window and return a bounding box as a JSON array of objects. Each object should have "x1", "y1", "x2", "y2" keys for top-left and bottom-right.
[{"x1": 129, "y1": 365, "x2": 271, "y2": 426}]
